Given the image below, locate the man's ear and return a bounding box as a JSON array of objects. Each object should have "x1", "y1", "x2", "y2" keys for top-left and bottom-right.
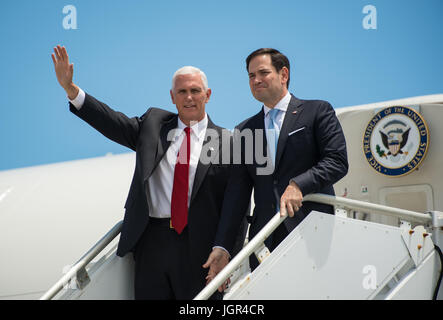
[
  {"x1": 170, "y1": 90, "x2": 175, "y2": 104},
  {"x1": 280, "y1": 67, "x2": 289, "y2": 86},
  {"x1": 205, "y1": 88, "x2": 212, "y2": 103}
]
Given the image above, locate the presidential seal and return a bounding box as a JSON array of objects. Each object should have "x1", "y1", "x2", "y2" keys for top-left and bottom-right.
[{"x1": 363, "y1": 106, "x2": 429, "y2": 176}]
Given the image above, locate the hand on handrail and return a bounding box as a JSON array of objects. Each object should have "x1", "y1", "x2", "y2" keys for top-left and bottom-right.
[
  {"x1": 280, "y1": 181, "x2": 303, "y2": 217},
  {"x1": 202, "y1": 247, "x2": 231, "y2": 292}
]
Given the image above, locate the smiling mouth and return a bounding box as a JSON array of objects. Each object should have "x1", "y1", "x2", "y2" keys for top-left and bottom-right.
[{"x1": 184, "y1": 105, "x2": 196, "y2": 108}]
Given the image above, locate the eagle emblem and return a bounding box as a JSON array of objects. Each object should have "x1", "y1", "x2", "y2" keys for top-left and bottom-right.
[{"x1": 378, "y1": 120, "x2": 410, "y2": 157}]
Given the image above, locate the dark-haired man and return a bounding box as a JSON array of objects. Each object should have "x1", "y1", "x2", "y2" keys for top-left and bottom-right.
[{"x1": 207, "y1": 48, "x2": 348, "y2": 273}]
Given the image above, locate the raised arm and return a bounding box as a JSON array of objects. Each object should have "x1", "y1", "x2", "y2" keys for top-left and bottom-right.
[{"x1": 51, "y1": 45, "x2": 142, "y2": 151}]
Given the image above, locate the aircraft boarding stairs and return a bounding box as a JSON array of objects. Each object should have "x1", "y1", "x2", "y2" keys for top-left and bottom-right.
[{"x1": 41, "y1": 194, "x2": 443, "y2": 300}]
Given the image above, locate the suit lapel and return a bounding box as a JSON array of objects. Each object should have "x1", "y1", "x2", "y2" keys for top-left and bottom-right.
[
  {"x1": 144, "y1": 115, "x2": 178, "y2": 181},
  {"x1": 254, "y1": 108, "x2": 268, "y2": 163},
  {"x1": 145, "y1": 114, "x2": 220, "y2": 204},
  {"x1": 190, "y1": 117, "x2": 221, "y2": 204},
  {"x1": 275, "y1": 95, "x2": 304, "y2": 168}
]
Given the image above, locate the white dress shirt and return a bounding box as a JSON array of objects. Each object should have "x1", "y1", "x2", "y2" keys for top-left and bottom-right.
[
  {"x1": 263, "y1": 91, "x2": 291, "y2": 131},
  {"x1": 147, "y1": 115, "x2": 207, "y2": 218}
]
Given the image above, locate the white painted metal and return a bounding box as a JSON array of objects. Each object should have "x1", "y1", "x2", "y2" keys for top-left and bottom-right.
[
  {"x1": 194, "y1": 212, "x2": 287, "y2": 300},
  {"x1": 56, "y1": 247, "x2": 134, "y2": 300},
  {"x1": 381, "y1": 184, "x2": 434, "y2": 207},
  {"x1": 254, "y1": 244, "x2": 271, "y2": 264},
  {"x1": 385, "y1": 251, "x2": 439, "y2": 300},
  {"x1": 430, "y1": 211, "x2": 443, "y2": 249},
  {"x1": 195, "y1": 194, "x2": 433, "y2": 300},
  {"x1": 304, "y1": 194, "x2": 432, "y2": 225},
  {"x1": 0, "y1": 153, "x2": 135, "y2": 299},
  {"x1": 43, "y1": 192, "x2": 439, "y2": 300},
  {"x1": 336, "y1": 94, "x2": 443, "y2": 113},
  {"x1": 400, "y1": 225, "x2": 434, "y2": 267},
  {"x1": 334, "y1": 101, "x2": 443, "y2": 227},
  {"x1": 40, "y1": 220, "x2": 123, "y2": 300},
  {"x1": 194, "y1": 193, "x2": 433, "y2": 300},
  {"x1": 223, "y1": 211, "x2": 437, "y2": 300}
]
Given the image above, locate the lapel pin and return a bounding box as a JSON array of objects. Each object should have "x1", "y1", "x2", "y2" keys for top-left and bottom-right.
[{"x1": 292, "y1": 110, "x2": 297, "y2": 114}]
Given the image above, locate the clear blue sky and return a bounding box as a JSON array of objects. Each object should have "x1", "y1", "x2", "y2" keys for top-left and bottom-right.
[{"x1": 1, "y1": 0, "x2": 442, "y2": 170}]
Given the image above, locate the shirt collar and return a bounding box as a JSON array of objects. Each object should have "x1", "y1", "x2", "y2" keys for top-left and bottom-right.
[
  {"x1": 177, "y1": 113, "x2": 208, "y2": 139},
  {"x1": 263, "y1": 92, "x2": 291, "y2": 117}
]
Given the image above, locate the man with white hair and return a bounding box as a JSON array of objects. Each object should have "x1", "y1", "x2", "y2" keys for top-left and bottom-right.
[{"x1": 51, "y1": 45, "x2": 241, "y2": 299}]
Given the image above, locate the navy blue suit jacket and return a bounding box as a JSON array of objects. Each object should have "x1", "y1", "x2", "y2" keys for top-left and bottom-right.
[{"x1": 215, "y1": 94, "x2": 348, "y2": 254}]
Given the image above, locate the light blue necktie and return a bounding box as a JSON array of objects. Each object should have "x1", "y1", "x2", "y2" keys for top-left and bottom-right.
[
  {"x1": 267, "y1": 108, "x2": 281, "y2": 214},
  {"x1": 267, "y1": 108, "x2": 281, "y2": 165}
]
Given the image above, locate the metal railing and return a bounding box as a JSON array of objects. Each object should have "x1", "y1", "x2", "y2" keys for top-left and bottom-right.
[
  {"x1": 40, "y1": 220, "x2": 123, "y2": 300},
  {"x1": 193, "y1": 193, "x2": 432, "y2": 300},
  {"x1": 305, "y1": 193, "x2": 432, "y2": 224},
  {"x1": 40, "y1": 193, "x2": 433, "y2": 300}
]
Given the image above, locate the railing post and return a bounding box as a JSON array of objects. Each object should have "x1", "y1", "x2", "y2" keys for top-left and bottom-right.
[
  {"x1": 40, "y1": 220, "x2": 123, "y2": 300},
  {"x1": 431, "y1": 211, "x2": 443, "y2": 248}
]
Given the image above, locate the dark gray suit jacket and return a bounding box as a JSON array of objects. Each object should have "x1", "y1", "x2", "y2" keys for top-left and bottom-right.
[{"x1": 70, "y1": 93, "x2": 241, "y2": 294}]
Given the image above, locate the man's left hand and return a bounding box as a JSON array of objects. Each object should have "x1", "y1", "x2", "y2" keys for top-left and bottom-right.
[
  {"x1": 202, "y1": 248, "x2": 230, "y2": 292},
  {"x1": 280, "y1": 181, "x2": 303, "y2": 217}
]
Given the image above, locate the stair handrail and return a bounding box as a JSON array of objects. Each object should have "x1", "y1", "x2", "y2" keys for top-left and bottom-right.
[
  {"x1": 193, "y1": 193, "x2": 432, "y2": 300},
  {"x1": 306, "y1": 193, "x2": 432, "y2": 224},
  {"x1": 40, "y1": 220, "x2": 123, "y2": 300},
  {"x1": 39, "y1": 193, "x2": 433, "y2": 300}
]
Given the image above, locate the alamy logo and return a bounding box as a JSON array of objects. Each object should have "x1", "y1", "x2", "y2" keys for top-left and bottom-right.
[
  {"x1": 362, "y1": 265, "x2": 377, "y2": 290},
  {"x1": 165, "y1": 126, "x2": 277, "y2": 176},
  {"x1": 362, "y1": 5, "x2": 377, "y2": 30},
  {"x1": 63, "y1": 5, "x2": 77, "y2": 30}
]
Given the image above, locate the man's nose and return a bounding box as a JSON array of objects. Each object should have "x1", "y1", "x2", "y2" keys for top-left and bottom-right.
[{"x1": 253, "y1": 76, "x2": 262, "y2": 85}]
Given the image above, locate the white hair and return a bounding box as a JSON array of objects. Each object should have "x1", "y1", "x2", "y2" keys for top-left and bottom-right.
[{"x1": 171, "y1": 66, "x2": 208, "y2": 91}]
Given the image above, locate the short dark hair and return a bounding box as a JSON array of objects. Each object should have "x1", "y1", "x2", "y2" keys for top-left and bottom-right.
[{"x1": 246, "y1": 48, "x2": 290, "y2": 88}]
